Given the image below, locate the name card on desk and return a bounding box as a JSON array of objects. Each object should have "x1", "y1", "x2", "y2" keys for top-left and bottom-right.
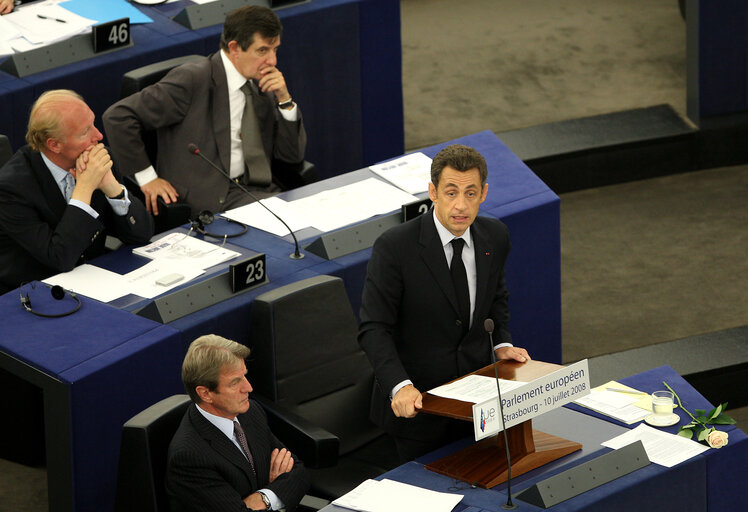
[
  {"x1": 229, "y1": 254, "x2": 267, "y2": 293},
  {"x1": 473, "y1": 359, "x2": 591, "y2": 440},
  {"x1": 93, "y1": 18, "x2": 130, "y2": 53}
]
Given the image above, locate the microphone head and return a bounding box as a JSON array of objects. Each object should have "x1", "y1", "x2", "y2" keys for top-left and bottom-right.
[
  {"x1": 187, "y1": 143, "x2": 199, "y2": 155},
  {"x1": 51, "y1": 285, "x2": 65, "y2": 300},
  {"x1": 484, "y1": 318, "x2": 495, "y2": 333}
]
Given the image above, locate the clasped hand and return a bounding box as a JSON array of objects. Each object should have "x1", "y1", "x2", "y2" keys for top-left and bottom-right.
[{"x1": 70, "y1": 144, "x2": 120, "y2": 201}]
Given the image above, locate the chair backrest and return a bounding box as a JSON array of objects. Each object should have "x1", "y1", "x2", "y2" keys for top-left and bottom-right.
[
  {"x1": 121, "y1": 54, "x2": 207, "y2": 98},
  {"x1": 248, "y1": 275, "x2": 381, "y2": 455},
  {"x1": 0, "y1": 134, "x2": 13, "y2": 168},
  {"x1": 114, "y1": 394, "x2": 191, "y2": 512}
]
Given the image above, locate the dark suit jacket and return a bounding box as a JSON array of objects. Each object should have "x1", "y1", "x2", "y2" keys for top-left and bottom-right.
[
  {"x1": 166, "y1": 401, "x2": 310, "y2": 512},
  {"x1": 0, "y1": 146, "x2": 153, "y2": 295},
  {"x1": 103, "y1": 52, "x2": 307, "y2": 216},
  {"x1": 358, "y1": 212, "x2": 512, "y2": 441}
]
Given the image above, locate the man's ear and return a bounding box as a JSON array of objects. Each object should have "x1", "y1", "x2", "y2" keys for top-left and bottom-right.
[
  {"x1": 428, "y1": 182, "x2": 437, "y2": 203},
  {"x1": 45, "y1": 137, "x2": 61, "y2": 154},
  {"x1": 195, "y1": 385, "x2": 212, "y2": 403},
  {"x1": 479, "y1": 183, "x2": 489, "y2": 203},
  {"x1": 226, "y1": 40, "x2": 240, "y2": 57}
]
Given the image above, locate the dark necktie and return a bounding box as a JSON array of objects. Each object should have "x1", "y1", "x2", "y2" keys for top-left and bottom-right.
[
  {"x1": 239, "y1": 81, "x2": 272, "y2": 186},
  {"x1": 450, "y1": 238, "x2": 470, "y2": 335},
  {"x1": 233, "y1": 420, "x2": 256, "y2": 473}
]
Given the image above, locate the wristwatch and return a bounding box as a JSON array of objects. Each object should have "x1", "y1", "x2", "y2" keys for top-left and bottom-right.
[
  {"x1": 110, "y1": 186, "x2": 126, "y2": 200},
  {"x1": 277, "y1": 98, "x2": 295, "y2": 110},
  {"x1": 258, "y1": 491, "x2": 271, "y2": 510}
]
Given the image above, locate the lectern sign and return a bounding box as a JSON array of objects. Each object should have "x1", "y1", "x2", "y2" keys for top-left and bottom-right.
[{"x1": 473, "y1": 359, "x2": 591, "y2": 441}]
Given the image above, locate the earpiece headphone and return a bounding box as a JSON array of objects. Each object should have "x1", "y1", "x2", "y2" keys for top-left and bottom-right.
[
  {"x1": 190, "y1": 210, "x2": 248, "y2": 239},
  {"x1": 19, "y1": 282, "x2": 82, "y2": 318}
]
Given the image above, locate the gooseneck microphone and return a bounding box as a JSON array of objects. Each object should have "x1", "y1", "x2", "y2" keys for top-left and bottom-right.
[
  {"x1": 484, "y1": 318, "x2": 518, "y2": 510},
  {"x1": 187, "y1": 143, "x2": 304, "y2": 259}
]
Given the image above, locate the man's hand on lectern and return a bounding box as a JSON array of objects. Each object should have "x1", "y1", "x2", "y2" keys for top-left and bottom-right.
[
  {"x1": 392, "y1": 384, "x2": 422, "y2": 418},
  {"x1": 495, "y1": 346, "x2": 531, "y2": 363}
]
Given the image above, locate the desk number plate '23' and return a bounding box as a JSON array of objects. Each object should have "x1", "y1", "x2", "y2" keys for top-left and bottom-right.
[{"x1": 229, "y1": 254, "x2": 267, "y2": 293}]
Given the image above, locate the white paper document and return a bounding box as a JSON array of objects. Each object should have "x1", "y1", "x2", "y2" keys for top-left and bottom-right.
[
  {"x1": 574, "y1": 389, "x2": 651, "y2": 424},
  {"x1": 4, "y1": 1, "x2": 95, "y2": 45},
  {"x1": 122, "y1": 261, "x2": 205, "y2": 299},
  {"x1": 428, "y1": 375, "x2": 528, "y2": 403},
  {"x1": 369, "y1": 152, "x2": 433, "y2": 194},
  {"x1": 290, "y1": 178, "x2": 419, "y2": 233},
  {"x1": 602, "y1": 424, "x2": 709, "y2": 467},
  {"x1": 43, "y1": 264, "x2": 130, "y2": 303},
  {"x1": 222, "y1": 198, "x2": 311, "y2": 237},
  {"x1": 0, "y1": 16, "x2": 22, "y2": 42},
  {"x1": 332, "y1": 478, "x2": 463, "y2": 512},
  {"x1": 133, "y1": 232, "x2": 240, "y2": 270}
]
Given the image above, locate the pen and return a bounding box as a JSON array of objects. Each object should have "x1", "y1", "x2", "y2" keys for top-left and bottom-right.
[
  {"x1": 37, "y1": 14, "x2": 67, "y2": 23},
  {"x1": 606, "y1": 387, "x2": 647, "y2": 395}
]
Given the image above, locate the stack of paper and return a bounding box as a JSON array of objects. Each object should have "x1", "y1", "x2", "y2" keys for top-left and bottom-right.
[
  {"x1": 573, "y1": 380, "x2": 651, "y2": 424},
  {"x1": 2, "y1": 1, "x2": 96, "y2": 54},
  {"x1": 1, "y1": 0, "x2": 153, "y2": 55},
  {"x1": 332, "y1": 479, "x2": 463, "y2": 512},
  {"x1": 223, "y1": 177, "x2": 419, "y2": 235},
  {"x1": 603, "y1": 424, "x2": 709, "y2": 467},
  {"x1": 369, "y1": 152, "x2": 433, "y2": 194},
  {"x1": 133, "y1": 232, "x2": 240, "y2": 270},
  {"x1": 428, "y1": 375, "x2": 528, "y2": 403}
]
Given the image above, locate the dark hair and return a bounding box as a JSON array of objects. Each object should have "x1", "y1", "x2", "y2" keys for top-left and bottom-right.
[
  {"x1": 430, "y1": 144, "x2": 488, "y2": 186},
  {"x1": 220, "y1": 5, "x2": 283, "y2": 51}
]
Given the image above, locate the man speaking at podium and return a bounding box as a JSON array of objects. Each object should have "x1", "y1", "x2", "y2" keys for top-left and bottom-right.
[{"x1": 359, "y1": 144, "x2": 531, "y2": 461}]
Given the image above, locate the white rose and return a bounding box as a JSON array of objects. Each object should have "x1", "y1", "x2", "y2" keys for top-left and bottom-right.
[{"x1": 706, "y1": 430, "x2": 728, "y2": 449}]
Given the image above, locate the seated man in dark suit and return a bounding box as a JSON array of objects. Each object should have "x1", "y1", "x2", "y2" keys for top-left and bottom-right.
[
  {"x1": 0, "y1": 89, "x2": 153, "y2": 295},
  {"x1": 358, "y1": 144, "x2": 531, "y2": 461},
  {"x1": 103, "y1": 5, "x2": 306, "y2": 217},
  {"x1": 167, "y1": 335, "x2": 310, "y2": 512}
]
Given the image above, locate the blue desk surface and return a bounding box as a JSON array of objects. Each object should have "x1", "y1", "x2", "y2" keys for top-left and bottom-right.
[
  {"x1": 0, "y1": 130, "x2": 559, "y2": 511},
  {"x1": 99, "y1": 130, "x2": 562, "y2": 363},
  {"x1": 322, "y1": 366, "x2": 746, "y2": 512},
  {"x1": 0, "y1": 0, "x2": 403, "y2": 180}
]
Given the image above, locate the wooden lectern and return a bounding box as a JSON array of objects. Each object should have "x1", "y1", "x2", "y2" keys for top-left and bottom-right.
[{"x1": 420, "y1": 360, "x2": 582, "y2": 489}]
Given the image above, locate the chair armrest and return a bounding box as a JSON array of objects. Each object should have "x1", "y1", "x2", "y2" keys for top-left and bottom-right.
[
  {"x1": 272, "y1": 159, "x2": 318, "y2": 190},
  {"x1": 253, "y1": 394, "x2": 339, "y2": 469},
  {"x1": 122, "y1": 175, "x2": 192, "y2": 233}
]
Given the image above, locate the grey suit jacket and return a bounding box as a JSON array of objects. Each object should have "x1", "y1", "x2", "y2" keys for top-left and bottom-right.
[
  {"x1": 166, "y1": 401, "x2": 310, "y2": 512},
  {"x1": 358, "y1": 212, "x2": 512, "y2": 440},
  {"x1": 103, "y1": 52, "x2": 306, "y2": 216},
  {"x1": 0, "y1": 145, "x2": 153, "y2": 294}
]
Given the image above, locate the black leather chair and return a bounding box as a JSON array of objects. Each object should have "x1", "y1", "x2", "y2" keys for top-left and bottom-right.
[
  {"x1": 114, "y1": 394, "x2": 191, "y2": 512},
  {"x1": 118, "y1": 55, "x2": 317, "y2": 234},
  {"x1": 0, "y1": 134, "x2": 13, "y2": 168},
  {"x1": 248, "y1": 275, "x2": 400, "y2": 500},
  {"x1": 114, "y1": 393, "x2": 336, "y2": 512}
]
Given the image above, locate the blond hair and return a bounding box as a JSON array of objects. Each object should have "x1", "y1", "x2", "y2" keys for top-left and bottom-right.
[{"x1": 25, "y1": 90, "x2": 84, "y2": 151}]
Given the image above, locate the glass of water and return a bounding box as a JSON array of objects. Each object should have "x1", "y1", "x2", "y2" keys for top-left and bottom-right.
[{"x1": 651, "y1": 390, "x2": 674, "y2": 418}]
